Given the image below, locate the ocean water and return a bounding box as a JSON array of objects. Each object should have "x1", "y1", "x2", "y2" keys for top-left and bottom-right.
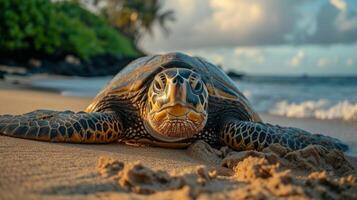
[
  {"x1": 235, "y1": 76, "x2": 357, "y2": 122},
  {"x1": 29, "y1": 75, "x2": 357, "y2": 121},
  {"x1": 30, "y1": 76, "x2": 113, "y2": 97}
]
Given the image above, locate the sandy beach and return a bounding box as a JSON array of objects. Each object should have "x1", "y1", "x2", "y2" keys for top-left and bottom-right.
[{"x1": 1, "y1": 82, "x2": 357, "y2": 200}]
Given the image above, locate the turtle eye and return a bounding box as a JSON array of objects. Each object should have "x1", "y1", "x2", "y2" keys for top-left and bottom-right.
[
  {"x1": 153, "y1": 80, "x2": 163, "y2": 92},
  {"x1": 153, "y1": 74, "x2": 166, "y2": 92}
]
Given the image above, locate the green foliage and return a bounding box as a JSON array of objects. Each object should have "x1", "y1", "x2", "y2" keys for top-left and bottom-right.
[
  {"x1": 0, "y1": 0, "x2": 139, "y2": 60},
  {"x1": 96, "y1": 0, "x2": 175, "y2": 43}
]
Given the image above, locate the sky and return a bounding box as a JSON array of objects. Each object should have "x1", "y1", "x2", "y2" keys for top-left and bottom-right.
[{"x1": 139, "y1": 0, "x2": 357, "y2": 76}]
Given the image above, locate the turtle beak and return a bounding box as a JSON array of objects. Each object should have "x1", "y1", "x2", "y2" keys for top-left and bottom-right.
[{"x1": 167, "y1": 75, "x2": 187, "y2": 105}]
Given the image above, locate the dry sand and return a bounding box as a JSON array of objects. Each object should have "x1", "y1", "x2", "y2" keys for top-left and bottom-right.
[{"x1": 1, "y1": 82, "x2": 357, "y2": 200}]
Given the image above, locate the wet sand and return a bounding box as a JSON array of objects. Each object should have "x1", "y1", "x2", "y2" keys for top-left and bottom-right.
[{"x1": 0, "y1": 82, "x2": 356, "y2": 200}]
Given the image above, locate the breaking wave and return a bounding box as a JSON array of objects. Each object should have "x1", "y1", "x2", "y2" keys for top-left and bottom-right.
[{"x1": 269, "y1": 100, "x2": 357, "y2": 121}]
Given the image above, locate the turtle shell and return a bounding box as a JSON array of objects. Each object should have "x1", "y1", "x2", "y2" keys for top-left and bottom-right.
[{"x1": 87, "y1": 52, "x2": 260, "y2": 121}]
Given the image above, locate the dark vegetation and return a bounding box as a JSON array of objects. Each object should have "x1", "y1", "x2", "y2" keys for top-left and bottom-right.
[
  {"x1": 0, "y1": 0, "x2": 174, "y2": 76},
  {"x1": 95, "y1": 0, "x2": 175, "y2": 44}
]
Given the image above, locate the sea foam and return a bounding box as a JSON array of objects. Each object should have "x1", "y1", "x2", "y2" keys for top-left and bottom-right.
[{"x1": 270, "y1": 100, "x2": 357, "y2": 121}]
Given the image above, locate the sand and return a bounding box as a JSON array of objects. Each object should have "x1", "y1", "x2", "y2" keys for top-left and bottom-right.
[
  {"x1": 96, "y1": 142, "x2": 357, "y2": 199},
  {"x1": 1, "y1": 82, "x2": 357, "y2": 200}
]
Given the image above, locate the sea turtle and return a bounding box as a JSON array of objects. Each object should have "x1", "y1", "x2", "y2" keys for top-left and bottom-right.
[{"x1": 0, "y1": 52, "x2": 348, "y2": 151}]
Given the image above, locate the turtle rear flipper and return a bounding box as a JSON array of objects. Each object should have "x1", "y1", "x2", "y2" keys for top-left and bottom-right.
[
  {"x1": 0, "y1": 110, "x2": 123, "y2": 143},
  {"x1": 221, "y1": 120, "x2": 348, "y2": 152}
]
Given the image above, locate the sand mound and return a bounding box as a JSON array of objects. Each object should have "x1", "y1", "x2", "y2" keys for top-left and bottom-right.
[
  {"x1": 97, "y1": 141, "x2": 357, "y2": 199},
  {"x1": 186, "y1": 140, "x2": 223, "y2": 165},
  {"x1": 219, "y1": 143, "x2": 356, "y2": 199},
  {"x1": 97, "y1": 157, "x2": 217, "y2": 196},
  {"x1": 219, "y1": 151, "x2": 356, "y2": 199},
  {"x1": 222, "y1": 143, "x2": 354, "y2": 176}
]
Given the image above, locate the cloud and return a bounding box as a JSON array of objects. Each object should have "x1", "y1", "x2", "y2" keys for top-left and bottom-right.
[
  {"x1": 330, "y1": 0, "x2": 347, "y2": 11},
  {"x1": 202, "y1": 1, "x2": 264, "y2": 33},
  {"x1": 289, "y1": 50, "x2": 305, "y2": 67},
  {"x1": 209, "y1": 54, "x2": 225, "y2": 65},
  {"x1": 301, "y1": 2, "x2": 357, "y2": 45},
  {"x1": 185, "y1": 50, "x2": 227, "y2": 67},
  {"x1": 316, "y1": 57, "x2": 339, "y2": 68},
  {"x1": 346, "y1": 58, "x2": 354, "y2": 66},
  {"x1": 199, "y1": 0, "x2": 307, "y2": 47},
  {"x1": 234, "y1": 48, "x2": 265, "y2": 64},
  {"x1": 140, "y1": 0, "x2": 302, "y2": 51},
  {"x1": 186, "y1": 45, "x2": 357, "y2": 75},
  {"x1": 317, "y1": 58, "x2": 330, "y2": 68},
  {"x1": 140, "y1": 0, "x2": 357, "y2": 52}
]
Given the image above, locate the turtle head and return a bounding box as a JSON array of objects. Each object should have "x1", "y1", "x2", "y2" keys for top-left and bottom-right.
[{"x1": 145, "y1": 68, "x2": 209, "y2": 141}]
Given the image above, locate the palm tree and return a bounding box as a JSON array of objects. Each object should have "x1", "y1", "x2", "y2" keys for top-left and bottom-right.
[{"x1": 95, "y1": 0, "x2": 175, "y2": 44}]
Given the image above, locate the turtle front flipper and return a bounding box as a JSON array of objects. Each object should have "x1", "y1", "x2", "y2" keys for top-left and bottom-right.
[
  {"x1": 0, "y1": 110, "x2": 123, "y2": 143},
  {"x1": 220, "y1": 119, "x2": 348, "y2": 152}
]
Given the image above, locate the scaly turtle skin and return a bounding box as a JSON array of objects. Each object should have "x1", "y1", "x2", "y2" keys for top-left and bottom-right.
[{"x1": 0, "y1": 53, "x2": 348, "y2": 151}]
